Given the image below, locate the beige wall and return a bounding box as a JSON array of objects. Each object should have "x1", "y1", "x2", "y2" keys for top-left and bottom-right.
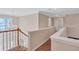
[
  {"x1": 64, "y1": 14, "x2": 79, "y2": 38},
  {"x1": 50, "y1": 17, "x2": 54, "y2": 26},
  {"x1": 19, "y1": 13, "x2": 39, "y2": 33},
  {"x1": 64, "y1": 14, "x2": 79, "y2": 27},
  {"x1": 39, "y1": 14, "x2": 49, "y2": 28},
  {"x1": 18, "y1": 13, "x2": 54, "y2": 50},
  {"x1": 28, "y1": 26, "x2": 56, "y2": 50},
  {"x1": 19, "y1": 13, "x2": 50, "y2": 33}
]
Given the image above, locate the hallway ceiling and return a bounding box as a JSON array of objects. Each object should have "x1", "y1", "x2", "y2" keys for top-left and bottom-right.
[{"x1": 0, "y1": 8, "x2": 79, "y2": 17}]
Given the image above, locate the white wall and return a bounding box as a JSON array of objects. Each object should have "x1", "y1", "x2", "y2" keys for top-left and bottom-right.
[
  {"x1": 12, "y1": 16, "x2": 19, "y2": 28},
  {"x1": 19, "y1": 13, "x2": 50, "y2": 33},
  {"x1": 18, "y1": 13, "x2": 54, "y2": 50},
  {"x1": 19, "y1": 13, "x2": 39, "y2": 34},
  {"x1": 28, "y1": 26, "x2": 56, "y2": 50},
  {"x1": 50, "y1": 27, "x2": 79, "y2": 51}
]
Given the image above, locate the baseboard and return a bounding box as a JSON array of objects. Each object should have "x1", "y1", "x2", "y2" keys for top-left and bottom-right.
[{"x1": 31, "y1": 39, "x2": 49, "y2": 51}]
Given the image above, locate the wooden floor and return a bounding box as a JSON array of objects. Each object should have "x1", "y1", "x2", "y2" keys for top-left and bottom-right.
[
  {"x1": 8, "y1": 39, "x2": 51, "y2": 51},
  {"x1": 8, "y1": 46, "x2": 27, "y2": 51},
  {"x1": 36, "y1": 39, "x2": 51, "y2": 51}
]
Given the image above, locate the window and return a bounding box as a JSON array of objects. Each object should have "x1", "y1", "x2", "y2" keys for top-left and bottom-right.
[
  {"x1": 0, "y1": 18, "x2": 5, "y2": 31},
  {"x1": 0, "y1": 18, "x2": 13, "y2": 31},
  {"x1": 6, "y1": 18, "x2": 13, "y2": 29}
]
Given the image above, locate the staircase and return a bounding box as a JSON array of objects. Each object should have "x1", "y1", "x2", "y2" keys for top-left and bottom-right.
[
  {"x1": 0, "y1": 27, "x2": 53, "y2": 51},
  {"x1": 0, "y1": 28, "x2": 29, "y2": 51}
]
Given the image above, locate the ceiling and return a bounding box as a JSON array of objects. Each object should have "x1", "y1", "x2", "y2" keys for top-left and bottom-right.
[{"x1": 0, "y1": 8, "x2": 79, "y2": 17}]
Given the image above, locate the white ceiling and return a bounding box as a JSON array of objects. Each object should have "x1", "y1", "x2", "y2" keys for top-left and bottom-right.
[
  {"x1": 0, "y1": 8, "x2": 79, "y2": 17},
  {"x1": 44, "y1": 8, "x2": 79, "y2": 17}
]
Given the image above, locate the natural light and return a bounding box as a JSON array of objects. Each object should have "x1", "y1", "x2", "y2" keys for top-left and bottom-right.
[{"x1": 0, "y1": 18, "x2": 13, "y2": 31}]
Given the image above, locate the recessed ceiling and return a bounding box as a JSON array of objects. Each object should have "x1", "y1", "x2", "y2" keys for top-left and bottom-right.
[{"x1": 0, "y1": 8, "x2": 79, "y2": 16}]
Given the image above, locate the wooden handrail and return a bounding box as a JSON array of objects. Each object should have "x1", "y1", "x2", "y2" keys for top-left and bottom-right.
[
  {"x1": 0, "y1": 29, "x2": 17, "y2": 33},
  {"x1": 0, "y1": 28, "x2": 29, "y2": 37},
  {"x1": 19, "y1": 29, "x2": 29, "y2": 37}
]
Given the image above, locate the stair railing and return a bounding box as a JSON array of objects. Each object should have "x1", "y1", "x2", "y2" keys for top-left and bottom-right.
[{"x1": 0, "y1": 28, "x2": 29, "y2": 51}]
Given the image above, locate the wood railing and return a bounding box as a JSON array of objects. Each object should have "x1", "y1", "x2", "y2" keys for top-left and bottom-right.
[{"x1": 0, "y1": 28, "x2": 28, "y2": 51}]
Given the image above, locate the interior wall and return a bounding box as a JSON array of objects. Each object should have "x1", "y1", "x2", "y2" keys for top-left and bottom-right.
[
  {"x1": 64, "y1": 14, "x2": 79, "y2": 38},
  {"x1": 50, "y1": 17, "x2": 54, "y2": 26},
  {"x1": 48, "y1": 17, "x2": 55, "y2": 27},
  {"x1": 28, "y1": 26, "x2": 56, "y2": 50},
  {"x1": 39, "y1": 14, "x2": 49, "y2": 29},
  {"x1": 19, "y1": 13, "x2": 38, "y2": 33},
  {"x1": 12, "y1": 16, "x2": 19, "y2": 28},
  {"x1": 64, "y1": 14, "x2": 79, "y2": 27}
]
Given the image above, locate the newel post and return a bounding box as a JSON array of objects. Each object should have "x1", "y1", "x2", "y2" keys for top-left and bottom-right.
[{"x1": 17, "y1": 28, "x2": 20, "y2": 47}]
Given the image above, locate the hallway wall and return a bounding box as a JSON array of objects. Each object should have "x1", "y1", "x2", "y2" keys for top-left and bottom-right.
[
  {"x1": 19, "y1": 13, "x2": 39, "y2": 34},
  {"x1": 64, "y1": 14, "x2": 79, "y2": 38},
  {"x1": 39, "y1": 14, "x2": 49, "y2": 29}
]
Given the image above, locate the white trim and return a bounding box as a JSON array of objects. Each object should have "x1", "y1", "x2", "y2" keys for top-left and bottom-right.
[
  {"x1": 0, "y1": 11, "x2": 39, "y2": 16},
  {"x1": 21, "y1": 11, "x2": 39, "y2": 16}
]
